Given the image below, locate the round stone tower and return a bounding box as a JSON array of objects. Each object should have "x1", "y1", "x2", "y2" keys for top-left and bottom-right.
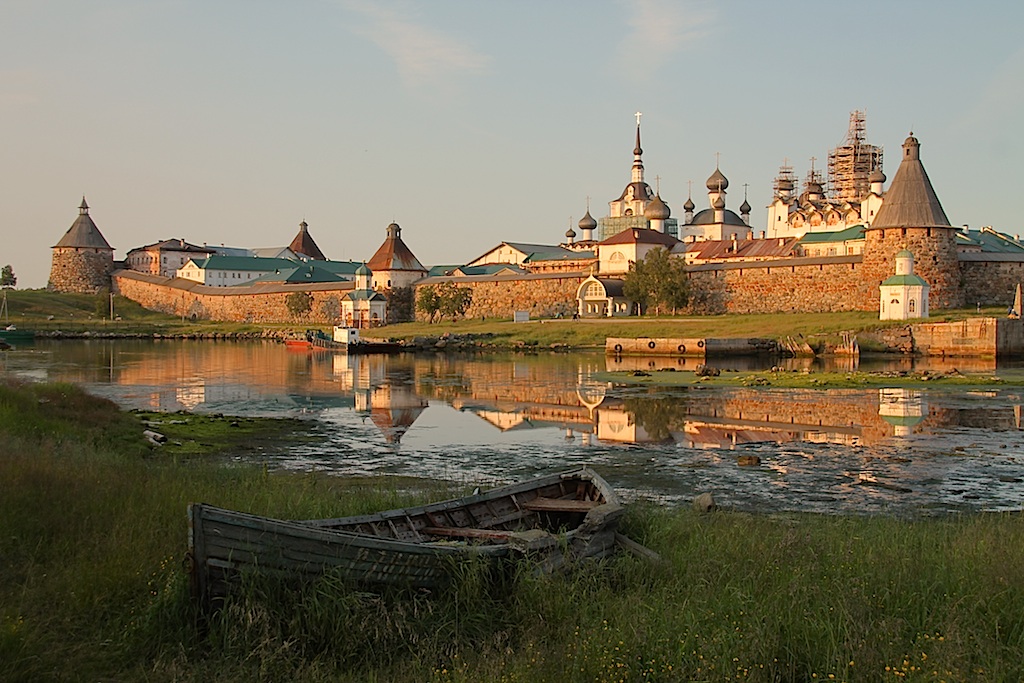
[
  {"x1": 861, "y1": 134, "x2": 962, "y2": 310},
  {"x1": 48, "y1": 197, "x2": 115, "y2": 293}
]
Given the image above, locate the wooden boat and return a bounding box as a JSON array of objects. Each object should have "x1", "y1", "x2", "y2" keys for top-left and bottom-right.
[
  {"x1": 188, "y1": 467, "x2": 624, "y2": 608},
  {"x1": 0, "y1": 325, "x2": 34, "y2": 345},
  {"x1": 283, "y1": 329, "x2": 403, "y2": 354}
]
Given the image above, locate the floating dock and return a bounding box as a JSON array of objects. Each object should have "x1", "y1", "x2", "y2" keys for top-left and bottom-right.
[{"x1": 605, "y1": 337, "x2": 779, "y2": 357}]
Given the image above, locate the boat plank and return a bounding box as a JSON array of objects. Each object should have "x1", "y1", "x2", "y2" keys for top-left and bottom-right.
[
  {"x1": 421, "y1": 526, "x2": 514, "y2": 540},
  {"x1": 522, "y1": 497, "x2": 600, "y2": 513}
]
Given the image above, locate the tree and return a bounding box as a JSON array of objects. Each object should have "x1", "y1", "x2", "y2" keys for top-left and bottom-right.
[
  {"x1": 622, "y1": 247, "x2": 689, "y2": 315},
  {"x1": 416, "y1": 286, "x2": 441, "y2": 323},
  {"x1": 285, "y1": 291, "x2": 313, "y2": 317},
  {"x1": 436, "y1": 282, "x2": 473, "y2": 322},
  {"x1": 0, "y1": 265, "x2": 15, "y2": 289}
]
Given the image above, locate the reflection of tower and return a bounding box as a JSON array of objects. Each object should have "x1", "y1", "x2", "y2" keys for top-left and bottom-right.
[
  {"x1": 1016, "y1": 404, "x2": 1021, "y2": 430},
  {"x1": 370, "y1": 382, "x2": 428, "y2": 443},
  {"x1": 878, "y1": 388, "x2": 927, "y2": 437}
]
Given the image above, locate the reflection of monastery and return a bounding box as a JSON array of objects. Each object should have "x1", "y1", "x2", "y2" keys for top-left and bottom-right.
[
  {"x1": 40, "y1": 345, "x2": 1021, "y2": 446},
  {"x1": 49, "y1": 112, "x2": 1024, "y2": 323}
]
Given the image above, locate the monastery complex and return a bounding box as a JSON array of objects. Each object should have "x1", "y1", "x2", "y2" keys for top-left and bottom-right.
[{"x1": 48, "y1": 113, "x2": 1024, "y2": 325}]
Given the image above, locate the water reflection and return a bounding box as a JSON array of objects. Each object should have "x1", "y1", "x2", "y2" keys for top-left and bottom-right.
[{"x1": 3, "y1": 340, "x2": 1023, "y2": 515}]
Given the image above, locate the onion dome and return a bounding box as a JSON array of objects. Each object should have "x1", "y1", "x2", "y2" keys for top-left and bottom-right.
[
  {"x1": 645, "y1": 194, "x2": 671, "y2": 220},
  {"x1": 778, "y1": 177, "x2": 795, "y2": 191},
  {"x1": 712, "y1": 196, "x2": 725, "y2": 210},
  {"x1": 739, "y1": 198, "x2": 751, "y2": 214},
  {"x1": 895, "y1": 248, "x2": 914, "y2": 259},
  {"x1": 869, "y1": 168, "x2": 886, "y2": 184},
  {"x1": 706, "y1": 167, "x2": 729, "y2": 192},
  {"x1": 683, "y1": 196, "x2": 695, "y2": 212},
  {"x1": 355, "y1": 262, "x2": 371, "y2": 276},
  {"x1": 808, "y1": 180, "x2": 823, "y2": 194},
  {"x1": 578, "y1": 210, "x2": 597, "y2": 231},
  {"x1": 565, "y1": 227, "x2": 577, "y2": 239}
]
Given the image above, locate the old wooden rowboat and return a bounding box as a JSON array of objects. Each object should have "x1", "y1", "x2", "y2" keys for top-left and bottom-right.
[{"x1": 188, "y1": 467, "x2": 624, "y2": 607}]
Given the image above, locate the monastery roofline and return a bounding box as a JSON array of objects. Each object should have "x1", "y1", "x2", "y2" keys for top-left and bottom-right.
[
  {"x1": 112, "y1": 268, "x2": 359, "y2": 293},
  {"x1": 415, "y1": 270, "x2": 589, "y2": 284}
]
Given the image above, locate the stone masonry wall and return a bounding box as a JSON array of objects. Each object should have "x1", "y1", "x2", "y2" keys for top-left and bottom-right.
[
  {"x1": 414, "y1": 274, "x2": 585, "y2": 321},
  {"x1": 48, "y1": 249, "x2": 114, "y2": 294},
  {"x1": 960, "y1": 259, "x2": 1024, "y2": 309},
  {"x1": 685, "y1": 256, "x2": 878, "y2": 314},
  {"x1": 113, "y1": 272, "x2": 355, "y2": 324}
]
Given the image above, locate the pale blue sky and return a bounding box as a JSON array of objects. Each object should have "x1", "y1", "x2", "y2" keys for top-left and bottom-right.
[{"x1": 3, "y1": 0, "x2": 1022, "y2": 288}]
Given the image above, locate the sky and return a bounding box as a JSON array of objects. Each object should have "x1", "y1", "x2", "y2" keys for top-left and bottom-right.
[{"x1": 3, "y1": 0, "x2": 1023, "y2": 288}]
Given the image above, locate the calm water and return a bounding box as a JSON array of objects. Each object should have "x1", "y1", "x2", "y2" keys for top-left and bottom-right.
[{"x1": 4, "y1": 339, "x2": 1023, "y2": 516}]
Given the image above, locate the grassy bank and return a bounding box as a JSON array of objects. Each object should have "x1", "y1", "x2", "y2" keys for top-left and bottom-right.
[
  {"x1": 4, "y1": 380, "x2": 1024, "y2": 681},
  {"x1": 3, "y1": 289, "x2": 1011, "y2": 351}
]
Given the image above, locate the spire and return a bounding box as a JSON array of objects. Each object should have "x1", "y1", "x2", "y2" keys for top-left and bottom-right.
[
  {"x1": 870, "y1": 133, "x2": 950, "y2": 229},
  {"x1": 631, "y1": 112, "x2": 644, "y2": 185},
  {"x1": 288, "y1": 220, "x2": 326, "y2": 260},
  {"x1": 79, "y1": 196, "x2": 89, "y2": 215}
]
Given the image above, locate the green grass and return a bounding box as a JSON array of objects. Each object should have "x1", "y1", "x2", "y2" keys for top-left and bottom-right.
[
  {"x1": 3, "y1": 379, "x2": 1024, "y2": 681},
  {"x1": 378, "y1": 307, "x2": 1009, "y2": 350},
  {"x1": 134, "y1": 410, "x2": 315, "y2": 456},
  {"x1": 4, "y1": 289, "x2": 1011, "y2": 351}
]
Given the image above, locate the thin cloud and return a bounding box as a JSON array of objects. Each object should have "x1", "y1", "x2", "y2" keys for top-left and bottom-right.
[
  {"x1": 616, "y1": 0, "x2": 715, "y2": 76},
  {"x1": 340, "y1": 1, "x2": 489, "y2": 86}
]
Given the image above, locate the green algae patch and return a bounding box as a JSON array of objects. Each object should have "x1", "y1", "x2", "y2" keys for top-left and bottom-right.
[
  {"x1": 593, "y1": 368, "x2": 1020, "y2": 389},
  {"x1": 133, "y1": 410, "x2": 314, "y2": 457}
]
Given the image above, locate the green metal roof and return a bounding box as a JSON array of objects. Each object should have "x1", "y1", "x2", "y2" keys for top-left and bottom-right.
[
  {"x1": 245, "y1": 264, "x2": 346, "y2": 284},
  {"x1": 796, "y1": 224, "x2": 866, "y2": 244},
  {"x1": 956, "y1": 229, "x2": 1024, "y2": 253},
  {"x1": 317, "y1": 260, "x2": 364, "y2": 275},
  {"x1": 190, "y1": 255, "x2": 297, "y2": 272},
  {"x1": 345, "y1": 290, "x2": 386, "y2": 301},
  {"x1": 881, "y1": 273, "x2": 929, "y2": 287}
]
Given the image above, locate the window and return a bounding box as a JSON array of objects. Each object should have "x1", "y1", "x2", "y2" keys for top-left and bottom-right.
[
  {"x1": 586, "y1": 282, "x2": 604, "y2": 298},
  {"x1": 909, "y1": 300, "x2": 916, "y2": 313}
]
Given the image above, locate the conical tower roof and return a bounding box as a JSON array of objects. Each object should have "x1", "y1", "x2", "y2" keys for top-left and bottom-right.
[
  {"x1": 870, "y1": 134, "x2": 950, "y2": 229},
  {"x1": 53, "y1": 197, "x2": 112, "y2": 250},
  {"x1": 288, "y1": 220, "x2": 327, "y2": 260},
  {"x1": 367, "y1": 223, "x2": 426, "y2": 273}
]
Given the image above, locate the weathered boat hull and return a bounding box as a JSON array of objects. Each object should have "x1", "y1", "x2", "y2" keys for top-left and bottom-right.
[{"x1": 188, "y1": 468, "x2": 623, "y2": 608}]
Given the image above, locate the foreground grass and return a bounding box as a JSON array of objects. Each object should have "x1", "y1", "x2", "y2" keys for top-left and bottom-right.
[{"x1": 3, "y1": 380, "x2": 1024, "y2": 681}]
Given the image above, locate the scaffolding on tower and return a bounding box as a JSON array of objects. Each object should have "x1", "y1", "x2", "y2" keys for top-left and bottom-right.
[{"x1": 827, "y1": 110, "x2": 883, "y2": 203}]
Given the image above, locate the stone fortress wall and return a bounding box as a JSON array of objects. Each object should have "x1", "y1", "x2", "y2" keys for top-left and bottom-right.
[
  {"x1": 413, "y1": 272, "x2": 586, "y2": 321},
  {"x1": 113, "y1": 271, "x2": 354, "y2": 324},
  {"x1": 48, "y1": 250, "x2": 114, "y2": 294}
]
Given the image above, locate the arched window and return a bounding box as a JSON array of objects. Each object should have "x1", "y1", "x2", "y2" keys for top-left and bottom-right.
[
  {"x1": 909, "y1": 299, "x2": 916, "y2": 313},
  {"x1": 585, "y1": 282, "x2": 604, "y2": 298},
  {"x1": 609, "y1": 251, "x2": 625, "y2": 262}
]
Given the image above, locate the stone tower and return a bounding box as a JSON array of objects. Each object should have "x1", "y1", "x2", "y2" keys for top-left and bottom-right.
[
  {"x1": 48, "y1": 197, "x2": 115, "y2": 293},
  {"x1": 860, "y1": 134, "x2": 962, "y2": 310}
]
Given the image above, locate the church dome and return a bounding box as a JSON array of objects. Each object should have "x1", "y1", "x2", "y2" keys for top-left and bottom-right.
[
  {"x1": 683, "y1": 196, "x2": 695, "y2": 212},
  {"x1": 712, "y1": 196, "x2": 725, "y2": 210},
  {"x1": 565, "y1": 227, "x2": 577, "y2": 239},
  {"x1": 706, "y1": 167, "x2": 729, "y2": 192},
  {"x1": 355, "y1": 262, "x2": 372, "y2": 276},
  {"x1": 645, "y1": 194, "x2": 671, "y2": 220},
  {"x1": 578, "y1": 210, "x2": 597, "y2": 231},
  {"x1": 869, "y1": 168, "x2": 886, "y2": 184},
  {"x1": 895, "y1": 248, "x2": 913, "y2": 259},
  {"x1": 739, "y1": 198, "x2": 751, "y2": 214}
]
